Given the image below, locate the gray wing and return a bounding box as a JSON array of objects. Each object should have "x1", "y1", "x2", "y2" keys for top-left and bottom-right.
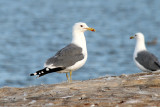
[
  {"x1": 45, "y1": 44, "x2": 84, "y2": 68},
  {"x1": 135, "y1": 51, "x2": 160, "y2": 71}
]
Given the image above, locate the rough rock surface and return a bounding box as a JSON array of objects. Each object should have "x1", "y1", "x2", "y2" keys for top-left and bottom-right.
[{"x1": 0, "y1": 72, "x2": 160, "y2": 107}]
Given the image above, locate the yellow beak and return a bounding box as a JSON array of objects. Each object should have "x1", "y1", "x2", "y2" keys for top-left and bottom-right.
[
  {"x1": 130, "y1": 36, "x2": 134, "y2": 39},
  {"x1": 85, "y1": 27, "x2": 95, "y2": 32}
]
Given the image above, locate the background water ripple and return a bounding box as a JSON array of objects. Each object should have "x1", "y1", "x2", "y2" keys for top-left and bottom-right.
[{"x1": 0, "y1": 0, "x2": 160, "y2": 87}]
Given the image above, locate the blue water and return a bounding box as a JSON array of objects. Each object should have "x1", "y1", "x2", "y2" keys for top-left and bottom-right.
[{"x1": 0, "y1": 0, "x2": 160, "y2": 87}]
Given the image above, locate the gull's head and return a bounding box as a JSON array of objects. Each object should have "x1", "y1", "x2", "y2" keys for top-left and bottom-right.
[
  {"x1": 73, "y1": 22, "x2": 95, "y2": 33},
  {"x1": 130, "y1": 32, "x2": 145, "y2": 41}
]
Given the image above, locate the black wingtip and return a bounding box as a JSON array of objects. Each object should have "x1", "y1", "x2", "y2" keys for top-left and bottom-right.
[{"x1": 30, "y1": 73, "x2": 34, "y2": 76}]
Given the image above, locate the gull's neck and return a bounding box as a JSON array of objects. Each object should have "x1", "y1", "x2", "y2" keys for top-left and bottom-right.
[
  {"x1": 72, "y1": 30, "x2": 87, "y2": 48},
  {"x1": 134, "y1": 38, "x2": 147, "y2": 57},
  {"x1": 71, "y1": 30, "x2": 87, "y2": 55}
]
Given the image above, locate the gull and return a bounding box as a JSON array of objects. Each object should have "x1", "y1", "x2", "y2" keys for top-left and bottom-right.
[
  {"x1": 30, "y1": 22, "x2": 95, "y2": 82},
  {"x1": 130, "y1": 32, "x2": 160, "y2": 72}
]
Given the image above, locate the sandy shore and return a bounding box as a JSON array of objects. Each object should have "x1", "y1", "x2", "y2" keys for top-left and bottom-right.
[{"x1": 0, "y1": 72, "x2": 160, "y2": 106}]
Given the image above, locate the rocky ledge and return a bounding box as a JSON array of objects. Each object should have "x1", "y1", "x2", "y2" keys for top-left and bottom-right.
[{"x1": 0, "y1": 72, "x2": 160, "y2": 107}]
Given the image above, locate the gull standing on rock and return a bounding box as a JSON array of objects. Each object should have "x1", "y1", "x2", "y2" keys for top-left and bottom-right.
[
  {"x1": 130, "y1": 32, "x2": 160, "y2": 72},
  {"x1": 30, "y1": 22, "x2": 95, "y2": 82}
]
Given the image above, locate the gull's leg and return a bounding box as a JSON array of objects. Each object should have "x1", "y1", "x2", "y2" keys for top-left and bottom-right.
[
  {"x1": 66, "y1": 73, "x2": 69, "y2": 82},
  {"x1": 69, "y1": 71, "x2": 72, "y2": 83}
]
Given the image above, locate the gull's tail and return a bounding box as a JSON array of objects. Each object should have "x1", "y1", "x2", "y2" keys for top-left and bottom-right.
[{"x1": 30, "y1": 67, "x2": 65, "y2": 78}]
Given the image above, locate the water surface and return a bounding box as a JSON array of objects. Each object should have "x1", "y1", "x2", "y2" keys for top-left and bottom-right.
[{"x1": 0, "y1": 0, "x2": 160, "y2": 87}]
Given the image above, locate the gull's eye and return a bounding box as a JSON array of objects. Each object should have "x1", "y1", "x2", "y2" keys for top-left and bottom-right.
[
  {"x1": 135, "y1": 35, "x2": 137, "y2": 37},
  {"x1": 80, "y1": 25, "x2": 83, "y2": 27}
]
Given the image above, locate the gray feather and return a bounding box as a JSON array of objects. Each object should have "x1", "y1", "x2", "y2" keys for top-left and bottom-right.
[
  {"x1": 45, "y1": 43, "x2": 84, "y2": 67},
  {"x1": 135, "y1": 51, "x2": 160, "y2": 71}
]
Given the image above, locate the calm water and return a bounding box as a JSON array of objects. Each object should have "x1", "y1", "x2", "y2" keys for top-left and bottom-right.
[{"x1": 0, "y1": 0, "x2": 160, "y2": 87}]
